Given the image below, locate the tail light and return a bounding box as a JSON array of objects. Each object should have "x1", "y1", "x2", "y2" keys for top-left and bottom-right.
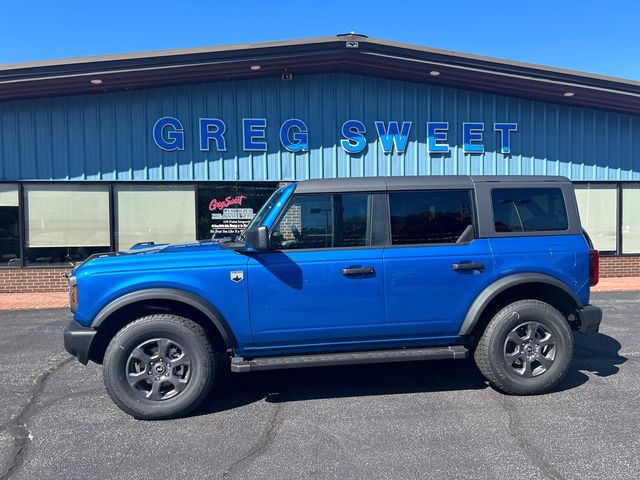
[{"x1": 589, "y1": 249, "x2": 600, "y2": 287}]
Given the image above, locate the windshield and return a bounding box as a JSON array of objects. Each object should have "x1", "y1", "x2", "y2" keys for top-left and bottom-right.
[{"x1": 240, "y1": 186, "x2": 288, "y2": 240}]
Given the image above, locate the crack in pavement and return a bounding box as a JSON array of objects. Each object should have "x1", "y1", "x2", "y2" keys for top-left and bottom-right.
[
  {"x1": 497, "y1": 393, "x2": 567, "y2": 480},
  {"x1": 222, "y1": 394, "x2": 284, "y2": 479},
  {"x1": 0, "y1": 356, "x2": 73, "y2": 480},
  {"x1": 30, "y1": 388, "x2": 104, "y2": 414}
]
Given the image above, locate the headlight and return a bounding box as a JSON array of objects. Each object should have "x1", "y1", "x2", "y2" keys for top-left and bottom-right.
[{"x1": 69, "y1": 276, "x2": 78, "y2": 313}]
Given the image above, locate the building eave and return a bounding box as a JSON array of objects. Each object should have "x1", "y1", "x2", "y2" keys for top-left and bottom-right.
[{"x1": 1, "y1": 34, "x2": 638, "y2": 115}]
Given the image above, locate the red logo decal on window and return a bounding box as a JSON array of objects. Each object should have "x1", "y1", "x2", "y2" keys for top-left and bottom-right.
[{"x1": 209, "y1": 195, "x2": 247, "y2": 211}]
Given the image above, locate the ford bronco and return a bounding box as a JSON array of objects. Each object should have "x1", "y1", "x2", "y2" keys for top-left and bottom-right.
[{"x1": 64, "y1": 176, "x2": 602, "y2": 419}]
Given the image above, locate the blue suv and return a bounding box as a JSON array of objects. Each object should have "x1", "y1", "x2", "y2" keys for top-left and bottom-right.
[{"x1": 64, "y1": 176, "x2": 602, "y2": 419}]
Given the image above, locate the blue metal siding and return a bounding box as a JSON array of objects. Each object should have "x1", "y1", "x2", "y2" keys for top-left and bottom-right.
[{"x1": 0, "y1": 72, "x2": 638, "y2": 181}]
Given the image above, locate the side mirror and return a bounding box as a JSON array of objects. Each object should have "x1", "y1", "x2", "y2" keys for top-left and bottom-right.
[{"x1": 244, "y1": 225, "x2": 269, "y2": 251}]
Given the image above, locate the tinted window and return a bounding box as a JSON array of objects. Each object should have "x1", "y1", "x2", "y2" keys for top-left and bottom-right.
[
  {"x1": 271, "y1": 193, "x2": 371, "y2": 249},
  {"x1": 0, "y1": 185, "x2": 20, "y2": 267},
  {"x1": 389, "y1": 191, "x2": 473, "y2": 245},
  {"x1": 0, "y1": 206, "x2": 19, "y2": 266},
  {"x1": 492, "y1": 188, "x2": 568, "y2": 232}
]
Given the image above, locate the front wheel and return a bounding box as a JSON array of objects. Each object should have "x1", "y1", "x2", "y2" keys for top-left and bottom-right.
[
  {"x1": 474, "y1": 299, "x2": 573, "y2": 395},
  {"x1": 103, "y1": 314, "x2": 217, "y2": 420}
]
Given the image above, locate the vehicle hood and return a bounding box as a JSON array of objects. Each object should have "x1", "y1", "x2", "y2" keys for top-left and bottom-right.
[{"x1": 71, "y1": 240, "x2": 242, "y2": 275}]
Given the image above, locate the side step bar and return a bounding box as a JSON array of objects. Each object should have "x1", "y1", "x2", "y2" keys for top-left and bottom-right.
[{"x1": 230, "y1": 346, "x2": 469, "y2": 373}]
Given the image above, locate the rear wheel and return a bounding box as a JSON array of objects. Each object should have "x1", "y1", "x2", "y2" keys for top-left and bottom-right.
[
  {"x1": 474, "y1": 299, "x2": 573, "y2": 395},
  {"x1": 103, "y1": 314, "x2": 217, "y2": 420}
]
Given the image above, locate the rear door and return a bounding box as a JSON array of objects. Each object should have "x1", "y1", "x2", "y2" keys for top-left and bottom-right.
[{"x1": 383, "y1": 189, "x2": 495, "y2": 338}]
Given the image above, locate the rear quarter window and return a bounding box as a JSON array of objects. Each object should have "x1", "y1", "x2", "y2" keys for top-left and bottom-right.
[{"x1": 492, "y1": 188, "x2": 568, "y2": 233}]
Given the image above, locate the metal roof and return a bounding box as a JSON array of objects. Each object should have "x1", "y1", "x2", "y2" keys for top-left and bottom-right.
[{"x1": 1, "y1": 34, "x2": 639, "y2": 114}]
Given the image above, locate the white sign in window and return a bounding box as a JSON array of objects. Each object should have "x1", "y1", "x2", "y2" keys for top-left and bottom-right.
[
  {"x1": 25, "y1": 184, "x2": 110, "y2": 248},
  {"x1": 575, "y1": 185, "x2": 617, "y2": 252},
  {"x1": 115, "y1": 185, "x2": 196, "y2": 250}
]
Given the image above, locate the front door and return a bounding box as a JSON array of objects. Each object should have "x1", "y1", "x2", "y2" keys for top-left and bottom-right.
[{"x1": 248, "y1": 192, "x2": 386, "y2": 349}]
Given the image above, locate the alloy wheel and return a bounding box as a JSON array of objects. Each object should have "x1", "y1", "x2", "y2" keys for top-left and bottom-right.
[
  {"x1": 126, "y1": 338, "x2": 192, "y2": 401},
  {"x1": 503, "y1": 321, "x2": 557, "y2": 378}
]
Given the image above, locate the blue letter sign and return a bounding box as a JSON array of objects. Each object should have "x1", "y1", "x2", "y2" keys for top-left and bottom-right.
[
  {"x1": 340, "y1": 120, "x2": 367, "y2": 154},
  {"x1": 280, "y1": 119, "x2": 309, "y2": 152},
  {"x1": 463, "y1": 122, "x2": 485, "y2": 154},
  {"x1": 375, "y1": 121, "x2": 412, "y2": 154},
  {"x1": 494, "y1": 123, "x2": 518, "y2": 154},
  {"x1": 427, "y1": 122, "x2": 449, "y2": 153},
  {"x1": 199, "y1": 118, "x2": 227, "y2": 151},
  {"x1": 153, "y1": 116, "x2": 519, "y2": 156},
  {"x1": 242, "y1": 118, "x2": 268, "y2": 151},
  {"x1": 153, "y1": 117, "x2": 184, "y2": 151}
]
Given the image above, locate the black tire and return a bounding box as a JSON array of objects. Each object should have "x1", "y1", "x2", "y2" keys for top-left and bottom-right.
[
  {"x1": 474, "y1": 299, "x2": 573, "y2": 395},
  {"x1": 103, "y1": 314, "x2": 217, "y2": 420}
]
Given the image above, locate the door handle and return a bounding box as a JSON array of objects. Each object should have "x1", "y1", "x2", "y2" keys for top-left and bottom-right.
[
  {"x1": 452, "y1": 262, "x2": 485, "y2": 271},
  {"x1": 341, "y1": 267, "x2": 375, "y2": 276}
]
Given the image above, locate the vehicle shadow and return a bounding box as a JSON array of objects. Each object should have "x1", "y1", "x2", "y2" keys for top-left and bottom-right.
[
  {"x1": 191, "y1": 331, "x2": 627, "y2": 418},
  {"x1": 552, "y1": 331, "x2": 627, "y2": 391},
  {"x1": 193, "y1": 359, "x2": 487, "y2": 417},
  {"x1": 571, "y1": 331, "x2": 627, "y2": 376}
]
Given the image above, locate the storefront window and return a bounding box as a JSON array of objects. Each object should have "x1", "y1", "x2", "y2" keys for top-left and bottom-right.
[
  {"x1": 25, "y1": 184, "x2": 110, "y2": 265},
  {"x1": 115, "y1": 185, "x2": 196, "y2": 250},
  {"x1": 6, "y1": 180, "x2": 637, "y2": 268},
  {"x1": 574, "y1": 185, "x2": 617, "y2": 254},
  {"x1": 0, "y1": 185, "x2": 20, "y2": 267},
  {"x1": 622, "y1": 185, "x2": 640, "y2": 254},
  {"x1": 196, "y1": 182, "x2": 278, "y2": 240}
]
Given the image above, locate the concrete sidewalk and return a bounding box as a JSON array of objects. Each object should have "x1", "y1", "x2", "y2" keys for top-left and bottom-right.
[
  {"x1": 0, "y1": 277, "x2": 636, "y2": 310},
  {"x1": 591, "y1": 277, "x2": 640, "y2": 292},
  {"x1": 0, "y1": 292, "x2": 68, "y2": 310}
]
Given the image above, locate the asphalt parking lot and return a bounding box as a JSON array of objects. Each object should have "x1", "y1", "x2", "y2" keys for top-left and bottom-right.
[{"x1": 1, "y1": 292, "x2": 639, "y2": 480}]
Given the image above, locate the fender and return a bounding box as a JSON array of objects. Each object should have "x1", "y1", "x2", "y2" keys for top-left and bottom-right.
[
  {"x1": 90, "y1": 288, "x2": 238, "y2": 348},
  {"x1": 458, "y1": 273, "x2": 582, "y2": 336}
]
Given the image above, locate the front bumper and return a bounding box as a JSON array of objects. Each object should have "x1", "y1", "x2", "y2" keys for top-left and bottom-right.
[
  {"x1": 577, "y1": 304, "x2": 602, "y2": 334},
  {"x1": 63, "y1": 320, "x2": 96, "y2": 365}
]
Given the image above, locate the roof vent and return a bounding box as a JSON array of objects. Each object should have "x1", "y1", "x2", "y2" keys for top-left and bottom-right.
[{"x1": 337, "y1": 32, "x2": 368, "y2": 38}]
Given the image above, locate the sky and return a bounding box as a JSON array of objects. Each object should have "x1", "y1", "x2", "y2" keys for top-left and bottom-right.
[{"x1": 1, "y1": 0, "x2": 639, "y2": 80}]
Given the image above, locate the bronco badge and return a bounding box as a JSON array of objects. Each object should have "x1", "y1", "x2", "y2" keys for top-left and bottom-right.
[{"x1": 230, "y1": 271, "x2": 244, "y2": 283}]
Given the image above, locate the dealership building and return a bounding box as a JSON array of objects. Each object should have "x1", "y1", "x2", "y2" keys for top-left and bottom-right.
[{"x1": 0, "y1": 34, "x2": 639, "y2": 292}]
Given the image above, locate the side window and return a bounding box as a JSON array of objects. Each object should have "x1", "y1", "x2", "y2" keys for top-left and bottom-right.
[
  {"x1": 271, "y1": 193, "x2": 371, "y2": 249},
  {"x1": 389, "y1": 190, "x2": 473, "y2": 245},
  {"x1": 492, "y1": 188, "x2": 568, "y2": 232}
]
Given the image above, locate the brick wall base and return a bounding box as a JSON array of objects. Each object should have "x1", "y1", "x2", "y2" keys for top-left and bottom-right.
[
  {"x1": 0, "y1": 257, "x2": 637, "y2": 293},
  {"x1": 0, "y1": 267, "x2": 72, "y2": 293},
  {"x1": 599, "y1": 256, "x2": 640, "y2": 278}
]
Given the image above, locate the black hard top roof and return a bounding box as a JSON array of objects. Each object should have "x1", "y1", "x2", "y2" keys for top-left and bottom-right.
[{"x1": 294, "y1": 175, "x2": 570, "y2": 193}]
